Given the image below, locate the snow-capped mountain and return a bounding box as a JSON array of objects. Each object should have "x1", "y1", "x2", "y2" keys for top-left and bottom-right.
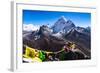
[
  {"x1": 38, "y1": 25, "x2": 53, "y2": 36},
  {"x1": 52, "y1": 16, "x2": 75, "y2": 33},
  {"x1": 23, "y1": 16, "x2": 91, "y2": 57},
  {"x1": 23, "y1": 24, "x2": 39, "y2": 31},
  {"x1": 75, "y1": 26, "x2": 91, "y2": 35}
]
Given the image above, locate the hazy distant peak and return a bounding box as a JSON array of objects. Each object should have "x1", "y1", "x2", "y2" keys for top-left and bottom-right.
[
  {"x1": 60, "y1": 16, "x2": 67, "y2": 21},
  {"x1": 58, "y1": 16, "x2": 67, "y2": 22},
  {"x1": 52, "y1": 16, "x2": 75, "y2": 33}
]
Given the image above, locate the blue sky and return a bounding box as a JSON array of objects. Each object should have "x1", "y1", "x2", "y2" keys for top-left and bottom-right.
[{"x1": 23, "y1": 10, "x2": 91, "y2": 27}]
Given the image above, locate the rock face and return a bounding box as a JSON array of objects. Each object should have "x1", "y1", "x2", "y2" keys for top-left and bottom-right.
[
  {"x1": 23, "y1": 25, "x2": 66, "y2": 52},
  {"x1": 23, "y1": 16, "x2": 91, "y2": 58},
  {"x1": 64, "y1": 28, "x2": 91, "y2": 56},
  {"x1": 52, "y1": 16, "x2": 75, "y2": 33}
]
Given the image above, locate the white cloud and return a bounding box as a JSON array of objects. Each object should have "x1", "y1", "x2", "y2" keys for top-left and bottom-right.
[{"x1": 23, "y1": 24, "x2": 39, "y2": 31}]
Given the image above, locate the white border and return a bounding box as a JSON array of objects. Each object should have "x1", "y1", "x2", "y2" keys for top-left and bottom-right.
[
  {"x1": 11, "y1": 1, "x2": 97, "y2": 72},
  {"x1": 14, "y1": 0, "x2": 96, "y2": 8}
]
